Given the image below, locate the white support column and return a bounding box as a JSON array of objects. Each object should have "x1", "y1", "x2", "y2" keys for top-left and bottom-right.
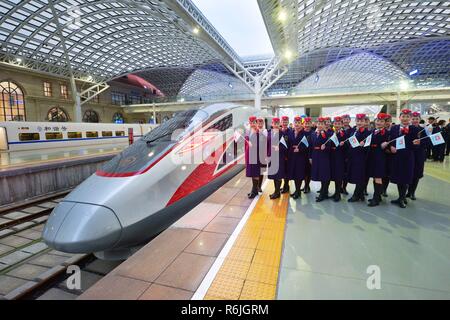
[
  {"x1": 70, "y1": 75, "x2": 82, "y2": 122},
  {"x1": 254, "y1": 75, "x2": 261, "y2": 110}
]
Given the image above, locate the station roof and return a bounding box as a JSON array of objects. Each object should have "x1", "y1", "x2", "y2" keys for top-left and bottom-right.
[{"x1": 0, "y1": 0, "x2": 449, "y2": 98}]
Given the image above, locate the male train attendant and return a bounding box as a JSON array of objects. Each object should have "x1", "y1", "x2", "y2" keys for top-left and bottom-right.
[
  {"x1": 389, "y1": 109, "x2": 420, "y2": 208},
  {"x1": 341, "y1": 114, "x2": 352, "y2": 195},
  {"x1": 257, "y1": 117, "x2": 267, "y2": 193},
  {"x1": 330, "y1": 116, "x2": 347, "y2": 202},
  {"x1": 245, "y1": 116, "x2": 264, "y2": 199},
  {"x1": 407, "y1": 112, "x2": 426, "y2": 200},
  {"x1": 267, "y1": 118, "x2": 288, "y2": 199},
  {"x1": 280, "y1": 116, "x2": 291, "y2": 194},
  {"x1": 310, "y1": 117, "x2": 331, "y2": 202},
  {"x1": 287, "y1": 116, "x2": 309, "y2": 199},
  {"x1": 347, "y1": 114, "x2": 371, "y2": 202},
  {"x1": 366, "y1": 113, "x2": 389, "y2": 207},
  {"x1": 382, "y1": 114, "x2": 393, "y2": 197},
  {"x1": 301, "y1": 117, "x2": 313, "y2": 194}
]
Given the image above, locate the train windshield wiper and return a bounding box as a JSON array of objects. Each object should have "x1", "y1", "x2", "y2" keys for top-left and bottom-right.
[{"x1": 144, "y1": 132, "x2": 173, "y2": 144}]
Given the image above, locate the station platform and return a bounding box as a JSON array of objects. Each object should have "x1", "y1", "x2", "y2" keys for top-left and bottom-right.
[{"x1": 79, "y1": 160, "x2": 450, "y2": 300}]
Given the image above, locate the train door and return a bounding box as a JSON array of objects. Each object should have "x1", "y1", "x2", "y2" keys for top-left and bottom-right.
[{"x1": 0, "y1": 127, "x2": 8, "y2": 150}]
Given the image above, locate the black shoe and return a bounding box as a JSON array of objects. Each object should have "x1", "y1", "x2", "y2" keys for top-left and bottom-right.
[
  {"x1": 303, "y1": 185, "x2": 311, "y2": 194},
  {"x1": 348, "y1": 196, "x2": 360, "y2": 202},
  {"x1": 368, "y1": 198, "x2": 380, "y2": 207},
  {"x1": 391, "y1": 198, "x2": 406, "y2": 208},
  {"x1": 290, "y1": 191, "x2": 300, "y2": 199},
  {"x1": 281, "y1": 186, "x2": 290, "y2": 194},
  {"x1": 316, "y1": 195, "x2": 326, "y2": 202},
  {"x1": 410, "y1": 194, "x2": 416, "y2": 200},
  {"x1": 248, "y1": 191, "x2": 258, "y2": 199},
  {"x1": 332, "y1": 193, "x2": 341, "y2": 202},
  {"x1": 269, "y1": 192, "x2": 280, "y2": 199},
  {"x1": 258, "y1": 188, "x2": 263, "y2": 193},
  {"x1": 382, "y1": 192, "x2": 388, "y2": 197},
  {"x1": 341, "y1": 188, "x2": 349, "y2": 195}
]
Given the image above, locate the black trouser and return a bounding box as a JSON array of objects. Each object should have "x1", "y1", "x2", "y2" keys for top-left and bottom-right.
[
  {"x1": 282, "y1": 178, "x2": 290, "y2": 189},
  {"x1": 407, "y1": 177, "x2": 420, "y2": 196},
  {"x1": 294, "y1": 180, "x2": 302, "y2": 193},
  {"x1": 259, "y1": 175, "x2": 264, "y2": 189},
  {"x1": 272, "y1": 179, "x2": 281, "y2": 193},
  {"x1": 382, "y1": 177, "x2": 389, "y2": 193},
  {"x1": 397, "y1": 184, "x2": 408, "y2": 201},
  {"x1": 371, "y1": 181, "x2": 383, "y2": 202},
  {"x1": 333, "y1": 180, "x2": 342, "y2": 195},
  {"x1": 353, "y1": 184, "x2": 365, "y2": 199},
  {"x1": 320, "y1": 181, "x2": 330, "y2": 197}
]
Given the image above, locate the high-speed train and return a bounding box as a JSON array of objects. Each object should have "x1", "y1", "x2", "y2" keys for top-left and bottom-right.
[
  {"x1": 0, "y1": 121, "x2": 157, "y2": 152},
  {"x1": 43, "y1": 103, "x2": 266, "y2": 259}
]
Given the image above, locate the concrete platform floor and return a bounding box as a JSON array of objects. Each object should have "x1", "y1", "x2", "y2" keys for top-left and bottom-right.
[{"x1": 277, "y1": 160, "x2": 450, "y2": 299}]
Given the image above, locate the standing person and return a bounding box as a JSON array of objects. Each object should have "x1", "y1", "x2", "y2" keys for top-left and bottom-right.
[
  {"x1": 434, "y1": 120, "x2": 446, "y2": 162},
  {"x1": 301, "y1": 117, "x2": 313, "y2": 194},
  {"x1": 366, "y1": 113, "x2": 389, "y2": 207},
  {"x1": 407, "y1": 112, "x2": 426, "y2": 200},
  {"x1": 330, "y1": 116, "x2": 347, "y2": 202},
  {"x1": 426, "y1": 117, "x2": 437, "y2": 159},
  {"x1": 445, "y1": 119, "x2": 450, "y2": 156},
  {"x1": 389, "y1": 109, "x2": 420, "y2": 208},
  {"x1": 267, "y1": 118, "x2": 288, "y2": 199},
  {"x1": 347, "y1": 114, "x2": 371, "y2": 202},
  {"x1": 382, "y1": 114, "x2": 393, "y2": 197},
  {"x1": 363, "y1": 115, "x2": 371, "y2": 196},
  {"x1": 341, "y1": 114, "x2": 352, "y2": 195},
  {"x1": 245, "y1": 116, "x2": 263, "y2": 199},
  {"x1": 287, "y1": 116, "x2": 308, "y2": 199},
  {"x1": 257, "y1": 117, "x2": 267, "y2": 193},
  {"x1": 310, "y1": 117, "x2": 331, "y2": 202},
  {"x1": 280, "y1": 116, "x2": 291, "y2": 194}
]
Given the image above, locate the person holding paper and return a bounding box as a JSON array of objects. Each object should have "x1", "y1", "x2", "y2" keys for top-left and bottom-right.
[
  {"x1": 287, "y1": 116, "x2": 309, "y2": 199},
  {"x1": 267, "y1": 118, "x2": 288, "y2": 199},
  {"x1": 245, "y1": 116, "x2": 264, "y2": 199},
  {"x1": 347, "y1": 113, "x2": 371, "y2": 202},
  {"x1": 406, "y1": 112, "x2": 426, "y2": 200},
  {"x1": 310, "y1": 117, "x2": 332, "y2": 202},
  {"x1": 381, "y1": 114, "x2": 393, "y2": 197},
  {"x1": 330, "y1": 116, "x2": 348, "y2": 202},
  {"x1": 301, "y1": 117, "x2": 313, "y2": 194},
  {"x1": 388, "y1": 109, "x2": 420, "y2": 208},
  {"x1": 280, "y1": 116, "x2": 291, "y2": 194},
  {"x1": 366, "y1": 113, "x2": 390, "y2": 207}
]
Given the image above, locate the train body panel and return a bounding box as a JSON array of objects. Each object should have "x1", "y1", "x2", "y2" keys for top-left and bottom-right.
[{"x1": 43, "y1": 103, "x2": 267, "y2": 259}]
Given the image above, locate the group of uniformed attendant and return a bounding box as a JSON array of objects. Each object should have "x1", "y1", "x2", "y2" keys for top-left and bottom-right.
[{"x1": 244, "y1": 109, "x2": 426, "y2": 208}]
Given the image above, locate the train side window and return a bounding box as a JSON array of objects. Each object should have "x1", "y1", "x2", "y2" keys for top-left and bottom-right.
[
  {"x1": 18, "y1": 133, "x2": 40, "y2": 141},
  {"x1": 45, "y1": 132, "x2": 63, "y2": 140},
  {"x1": 68, "y1": 132, "x2": 82, "y2": 139},
  {"x1": 115, "y1": 131, "x2": 125, "y2": 136},
  {"x1": 86, "y1": 131, "x2": 99, "y2": 138},
  {"x1": 102, "y1": 131, "x2": 113, "y2": 137}
]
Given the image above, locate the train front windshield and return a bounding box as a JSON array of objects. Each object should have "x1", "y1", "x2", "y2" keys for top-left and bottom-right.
[{"x1": 100, "y1": 109, "x2": 208, "y2": 175}]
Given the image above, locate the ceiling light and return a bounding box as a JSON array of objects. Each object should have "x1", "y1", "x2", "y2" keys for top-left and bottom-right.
[
  {"x1": 278, "y1": 9, "x2": 288, "y2": 22},
  {"x1": 193, "y1": 27, "x2": 200, "y2": 34}
]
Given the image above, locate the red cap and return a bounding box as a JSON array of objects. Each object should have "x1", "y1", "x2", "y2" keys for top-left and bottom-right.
[
  {"x1": 341, "y1": 114, "x2": 350, "y2": 119},
  {"x1": 356, "y1": 113, "x2": 366, "y2": 119},
  {"x1": 294, "y1": 116, "x2": 302, "y2": 122},
  {"x1": 317, "y1": 117, "x2": 326, "y2": 122},
  {"x1": 303, "y1": 117, "x2": 312, "y2": 122},
  {"x1": 385, "y1": 114, "x2": 392, "y2": 119},
  {"x1": 376, "y1": 113, "x2": 387, "y2": 120},
  {"x1": 249, "y1": 116, "x2": 257, "y2": 122},
  {"x1": 412, "y1": 111, "x2": 421, "y2": 117},
  {"x1": 324, "y1": 117, "x2": 331, "y2": 121},
  {"x1": 333, "y1": 116, "x2": 342, "y2": 122},
  {"x1": 281, "y1": 116, "x2": 289, "y2": 121},
  {"x1": 400, "y1": 109, "x2": 412, "y2": 115},
  {"x1": 272, "y1": 117, "x2": 280, "y2": 123}
]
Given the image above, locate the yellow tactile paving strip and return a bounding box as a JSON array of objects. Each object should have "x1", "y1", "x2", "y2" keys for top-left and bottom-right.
[
  {"x1": 204, "y1": 183, "x2": 289, "y2": 300},
  {"x1": 424, "y1": 161, "x2": 450, "y2": 183}
]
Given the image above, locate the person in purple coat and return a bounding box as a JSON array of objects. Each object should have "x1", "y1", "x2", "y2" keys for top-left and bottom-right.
[
  {"x1": 341, "y1": 114, "x2": 352, "y2": 195},
  {"x1": 280, "y1": 116, "x2": 291, "y2": 194},
  {"x1": 382, "y1": 114, "x2": 393, "y2": 197},
  {"x1": 388, "y1": 109, "x2": 421, "y2": 208},
  {"x1": 330, "y1": 116, "x2": 348, "y2": 202},
  {"x1": 287, "y1": 116, "x2": 309, "y2": 199},
  {"x1": 310, "y1": 117, "x2": 332, "y2": 202},
  {"x1": 257, "y1": 117, "x2": 267, "y2": 193},
  {"x1": 267, "y1": 117, "x2": 288, "y2": 199},
  {"x1": 407, "y1": 112, "x2": 427, "y2": 200},
  {"x1": 245, "y1": 116, "x2": 263, "y2": 199},
  {"x1": 301, "y1": 117, "x2": 313, "y2": 194},
  {"x1": 347, "y1": 113, "x2": 371, "y2": 202},
  {"x1": 366, "y1": 113, "x2": 390, "y2": 207}
]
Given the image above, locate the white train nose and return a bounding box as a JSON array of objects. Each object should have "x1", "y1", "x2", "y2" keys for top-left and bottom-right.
[{"x1": 43, "y1": 201, "x2": 122, "y2": 253}]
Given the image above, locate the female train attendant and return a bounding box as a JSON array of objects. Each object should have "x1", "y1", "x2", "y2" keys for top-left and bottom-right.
[
  {"x1": 310, "y1": 117, "x2": 332, "y2": 202},
  {"x1": 287, "y1": 116, "x2": 309, "y2": 199},
  {"x1": 341, "y1": 114, "x2": 352, "y2": 195},
  {"x1": 267, "y1": 118, "x2": 288, "y2": 199},
  {"x1": 330, "y1": 116, "x2": 347, "y2": 202},
  {"x1": 301, "y1": 117, "x2": 313, "y2": 194},
  {"x1": 280, "y1": 116, "x2": 291, "y2": 194},
  {"x1": 366, "y1": 113, "x2": 389, "y2": 207},
  {"x1": 389, "y1": 109, "x2": 421, "y2": 208},
  {"x1": 382, "y1": 114, "x2": 393, "y2": 197},
  {"x1": 347, "y1": 114, "x2": 371, "y2": 202},
  {"x1": 245, "y1": 116, "x2": 264, "y2": 199},
  {"x1": 257, "y1": 117, "x2": 267, "y2": 193},
  {"x1": 407, "y1": 112, "x2": 426, "y2": 200}
]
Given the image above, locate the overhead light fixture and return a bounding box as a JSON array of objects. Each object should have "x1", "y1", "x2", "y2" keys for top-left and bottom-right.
[
  {"x1": 228, "y1": 82, "x2": 233, "y2": 89},
  {"x1": 278, "y1": 9, "x2": 288, "y2": 22},
  {"x1": 283, "y1": 49, "x2": 294, "y2": 61},
  {"x1": 409, "y1": 69, "x2": 418, "y2": 76},
  {"x1": 16, "y1": 57, "x2": 22, "y2": 63},
  {"x1": 192, "y1": 27, "x2": 200, "y2": 34}
]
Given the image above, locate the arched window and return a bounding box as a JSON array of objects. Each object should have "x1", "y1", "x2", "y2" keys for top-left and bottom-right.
[
  {"x1": 83, "y1": 110, "x2": 99, "y2": 123},
  {"x1": 47, "y1": 107, "x2": 69, "y2": 122},
  {"x1": 113, "y1": 112, "x2": 124, "y2": 124},
  {"x1": 0, "y1": 81, "x2": 26, "y2": 121}
]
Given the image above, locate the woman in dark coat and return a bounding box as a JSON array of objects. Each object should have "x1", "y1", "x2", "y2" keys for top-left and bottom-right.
[
  {"x1": 267, "y1": 117, "x2": 288, "y2": 199},
  {"x1": 366, "y1": 113, "x2": 389, "y2": 207},
  {"x1": 389, "y1": 109, "x2": 421, "y2": 208},
  {"x1": 310, "y1": 117, "x2": 331, "y2": 202},
  {"x1": 301, "y1": 117, "x2": 313, "y2": 193},
  {"x1": 382, "y1": 114, "x2": 393, "y2": 197},
  {"x1": 347, "y1": 113, "x2": 371, "y2": 202},
  {"x1": 245, "y1": 116, "x2": 263, "y2": 199},
  {"x1": 407, "y1": 112, "x2": 427, "y2": 200},
  {"x1": 280, "y1": 116, "x2": 291, "y2": 194},
  {"x1": 341, "y1": 114, "x2": 352, "y2": 195},
  {"x1": 330, "y1": 116, "x2": 348, "y2": 202},
  {"x1": 287, "y1": 116, "x2": 309, "y2": 199}
]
